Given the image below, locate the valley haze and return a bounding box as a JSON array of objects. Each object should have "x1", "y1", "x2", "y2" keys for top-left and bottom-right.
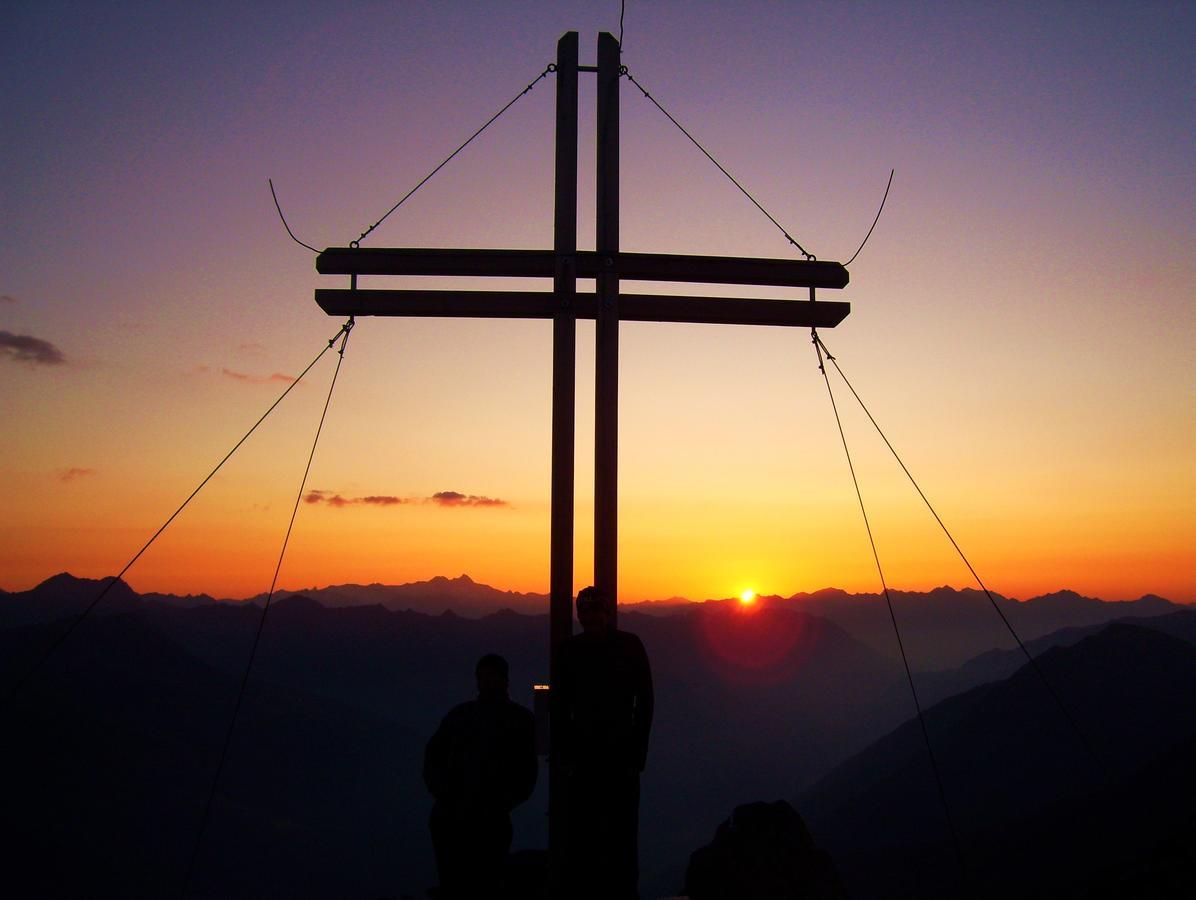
[{"x1": 4, "y1": 570, "x2": 1195, "y2": 896}]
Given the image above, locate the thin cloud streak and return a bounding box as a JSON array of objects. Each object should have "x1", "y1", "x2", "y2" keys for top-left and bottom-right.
[
  {"x1": 58, "y1": 467, "x2": 96, "y2": 483},
  {"x1": 0, "y1": 330, "x2": 65, "y2": 365},
  {"x1": 0, "y1": 294, "x2": 16, "y2": 304},
  {"x1": 221, "y1": 368, "x2": 296, "y2": 385},
  {"x1": 305, "y1": 491, "x2": 409, "y2": 508},
  {"x1": 431, "y1": 491, "x2": 508, "y2": 508},
  {"x1": 306, "y1": 489, "x2": 510, "y2": 509}
]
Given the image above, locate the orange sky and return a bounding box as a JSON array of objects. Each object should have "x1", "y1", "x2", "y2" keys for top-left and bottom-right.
[{"x1": 2, "y1": 4, "x2": 1193, "y2": 603}]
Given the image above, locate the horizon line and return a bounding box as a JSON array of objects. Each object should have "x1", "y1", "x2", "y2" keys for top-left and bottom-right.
[{"x1": 6, "y1": 570, "x2": 1189, "y2": 607}]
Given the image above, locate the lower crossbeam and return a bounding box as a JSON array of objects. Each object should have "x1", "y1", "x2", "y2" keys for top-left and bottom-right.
[{"x1": 314, "y1": 290, "x2": 850, "y2": 328}]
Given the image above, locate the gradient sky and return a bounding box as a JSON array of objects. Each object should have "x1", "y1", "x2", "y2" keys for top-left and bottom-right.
[{"x1": 2, "y1": 1, "x2": 1193, "y2": 603}]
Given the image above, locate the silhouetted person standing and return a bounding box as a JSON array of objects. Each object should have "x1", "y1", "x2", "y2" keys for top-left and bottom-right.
[
  {"x1": 423, "y1": 653, "x2": 537, "y2": 899},
  {"x1": 558, "y1": 585, "x2": 654, "y2": 899}
]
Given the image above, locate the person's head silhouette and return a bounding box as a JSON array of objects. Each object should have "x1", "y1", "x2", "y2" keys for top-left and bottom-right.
[
  {"x1": 576, "y1": 586, "x2": 611, "y2": 637},
  {"x1": 475, "y1": 653, "x2": 510, "y2": 701}
]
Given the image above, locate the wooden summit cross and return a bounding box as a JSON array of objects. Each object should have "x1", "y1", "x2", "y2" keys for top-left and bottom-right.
[{"x1": 313, "y1": 30, "x2": 849, "y2": 883}]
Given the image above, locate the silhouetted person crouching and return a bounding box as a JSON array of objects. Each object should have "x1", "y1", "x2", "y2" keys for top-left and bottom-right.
[
  {"x1": 558, "y1": 586, "x2": 654, "y2": 899},
  {"x1": 424, "y1": 653, "x2": 537, "y2": 899}
]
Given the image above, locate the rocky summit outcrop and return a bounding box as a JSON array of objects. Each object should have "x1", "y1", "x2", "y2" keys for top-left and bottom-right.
[{"x1": 683, "y1": 801, "x2": 846, "y2": 900}]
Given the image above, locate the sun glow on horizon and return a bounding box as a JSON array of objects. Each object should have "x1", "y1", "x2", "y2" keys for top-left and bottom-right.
[{"x1": 739, "y1": 589, "x2": 757, "y2": 606}]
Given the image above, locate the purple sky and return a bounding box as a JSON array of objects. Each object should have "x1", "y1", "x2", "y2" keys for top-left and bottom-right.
[{"x1": 2, "y1": 2, "x2": 1193, "y2": 601}]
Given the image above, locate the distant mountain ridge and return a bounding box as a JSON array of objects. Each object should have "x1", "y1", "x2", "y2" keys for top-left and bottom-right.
[
  {"x1": 4, "y1": 571, "x2": 1183, "y2": 610},
  {"x1": 244, "y1": 573, "x2": 550, "y2": 616},
  {"x1": 780, "y1": 585, "x2": 1180, "y2": 667},
  {"x1": 2, "y1": 572, "x2": 1186, "y2": 669},
  {"x1": 248, "y1": 580, "x2": 1188, "y2": 667}
]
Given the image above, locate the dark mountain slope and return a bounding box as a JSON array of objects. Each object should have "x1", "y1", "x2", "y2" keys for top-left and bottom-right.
[
  {"x1": 0, "y1": 572, "x2": 142, "y2": 626},
  {"x1": 1, "y1": 593, "x2": 906, "y2": 899},
  {"x1": 799, "y1": 623, "x2": 1196, "y2": 898},
  {"x1": 148, "y1": 598, "x2": 907, "y2": 895},
  {"x1": 918, "y1": 608, "x2": 1196, "y2": 705},
  {"x1": 0, "y1": 612, "x2": 427, "y2": 898}
]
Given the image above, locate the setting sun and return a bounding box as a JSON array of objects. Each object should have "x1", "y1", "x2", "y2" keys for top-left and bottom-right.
[{"x1": 739, "y1": 589, "x2": 757, "y2": 605}]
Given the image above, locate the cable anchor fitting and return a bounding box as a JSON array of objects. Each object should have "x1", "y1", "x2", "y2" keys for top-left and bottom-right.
[
  {"x1": 811, "y1": 328, "x2": 825, "y2": 374},
  {"x1": 811, "y1": 329, "x2": 836, "y2": 374},
  {"x1": 329, "y1": 317, "x2": 355, "y2": 350}
]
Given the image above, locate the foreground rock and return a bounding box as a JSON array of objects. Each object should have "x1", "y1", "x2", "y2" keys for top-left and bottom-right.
[{"x1": 684, "y1": 800, "x2": 846, "y2": 899}]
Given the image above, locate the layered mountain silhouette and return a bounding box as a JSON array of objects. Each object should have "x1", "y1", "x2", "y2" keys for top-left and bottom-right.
[
  {"x1": 917, "y1": 608, "x2": 1196, "y2": 706},
  {"x1": 778, "y1": 586, "x2": 1179, "y2": 668},
  {"x1": 3, "y1": 573, "x2": 1182, "y2": 669},
  {"x1": 1, "y1": 574, "x2": 1191, "y2": 897},
  {"x1": 1, "y1": 578, "x2": 905, "y2": 897},
  {"x1": 799, "y1": 623, "x2": 1196, "y2": 898},
  {"x1": 243, "y1": 573, "x2": 551, "y2": 616}
]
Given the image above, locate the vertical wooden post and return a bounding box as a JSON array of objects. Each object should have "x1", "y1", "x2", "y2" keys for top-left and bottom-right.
[
  {"x1": 548, "y1": 29, "x2": 578, "y2": 900},
  {"x1": 595, "y1": 31, "x2": 620, "y2": 624}
]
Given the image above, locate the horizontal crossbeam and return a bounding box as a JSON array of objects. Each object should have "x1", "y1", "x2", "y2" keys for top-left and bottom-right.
[
  {"x1": 315, "y1": 289, "x2": 850, "y2": 327},
  {"x1": 317, "y1": 248, "x2": 849, "y2": 289}
]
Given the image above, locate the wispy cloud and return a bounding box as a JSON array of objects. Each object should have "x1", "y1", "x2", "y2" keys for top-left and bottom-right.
[
  {"x1": 305, "y1": 491, "x2": 409, "y2": 508},
  {"x1": 306, "y1": 489, "x2": 510, "y2": 509},
  {"x1": 237, "y1": 342, "x2": 266, "y2": 354},
  {"x1": 59, "y1": 467, "x2": 97, "y2": 483},
  {"x1": 221, "y1": 368, "x2": 296, "y2": 385},
  {"x1": 0, "y1": 330, "x2": 65, "y2": 365},
  {"x1": 0, "y1": 295, "x2": 16, "y2": 305},
  {"x1": 431, "y1": 491, "x2": 508, "y2": 508}
]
